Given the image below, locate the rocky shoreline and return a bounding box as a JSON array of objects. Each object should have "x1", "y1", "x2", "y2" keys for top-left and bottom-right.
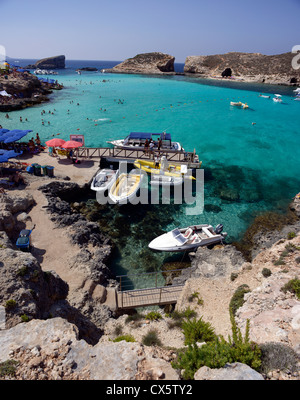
[
  {"x1": 104, "y1": 51, "x2": 300, "y2": 86},
  {"x1": 0, "y1": 69, "x2": 63, "y2": 112},
  {"x1": 0, "y1": 165, "x2": 299, "y2": 379}
]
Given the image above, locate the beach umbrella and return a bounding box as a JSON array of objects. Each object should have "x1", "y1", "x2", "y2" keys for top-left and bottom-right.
[
  {"x1": 0, "y1": 129, "x2": 32, "y2": 143},
  {"x1": 61, "y1": 140, "x2": 83, "y2": 149},
  {"x1": 0, "y1": 149, "x2": 23, "y2": 162},
  {"x1": 3, "y1": 131, "x2": 31, "y2": 144},
  {"x1": 45, "y1": 138, "x2": 66, "y2": 147}
]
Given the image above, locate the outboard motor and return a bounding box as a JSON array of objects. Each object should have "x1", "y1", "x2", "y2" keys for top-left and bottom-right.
[{"x1": 215, "y1": 224, "x2": 223, "y2": 234}]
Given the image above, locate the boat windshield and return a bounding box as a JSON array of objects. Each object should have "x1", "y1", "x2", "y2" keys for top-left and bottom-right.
[
  {"x1": 172, "y1": 229, "x2": 181, "y2": 237},
  {"x1": 172, "y1": 229, "x2": 187, "y2": 244}
]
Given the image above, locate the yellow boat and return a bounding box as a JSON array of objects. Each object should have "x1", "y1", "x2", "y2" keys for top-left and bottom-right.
[
  {"x1": 108, "y1": 171, "x2": 144, "y2": 204},
  {"x1": 133, "y1": 158, "x2": 195, "y2": 180},
  {"x1": 230, "y1": 101, "x2": 249, "y2": 109}
]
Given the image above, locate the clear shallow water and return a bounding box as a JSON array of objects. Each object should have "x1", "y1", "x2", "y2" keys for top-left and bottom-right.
[{"x1": 3, "y1": 59, "x2": 300, "y2": 285}]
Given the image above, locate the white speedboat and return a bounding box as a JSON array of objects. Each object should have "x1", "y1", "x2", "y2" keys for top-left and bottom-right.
[
  {"x1": 108, "y1": 170, "x2": 144, "y2": 204},
  {"x1": 148, "y1": 224, "x2": 227, "y2": 252},
  {"x1": 90, "y1": 168, "x2": 118, "y2": 192},
  {"x1": 293, "y1": 88, "x2": 300, "y2": 93},
  {"x1": 259, "y1": 94, "x2": 270, "y2": 98},
  {"x1": 150, "y1": 175, "x2": 183, "y2": 187},
  {"x1": 107, "y1": 132, "x2": 183, "y2": 151},
  {"x1": 273, "y1": 94, "x2": 282, "y2": 103}
]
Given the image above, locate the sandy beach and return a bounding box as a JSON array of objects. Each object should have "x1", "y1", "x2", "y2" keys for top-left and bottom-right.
[
  {"x1": 8, "y1": 150, "x2": 100, "y2": 294},
  {"x1": 15, "y1": 149, "x2": 99, "y2": 185}
]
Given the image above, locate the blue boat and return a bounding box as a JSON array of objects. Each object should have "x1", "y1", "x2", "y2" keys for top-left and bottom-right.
[{"x1": 107, "y1": 132, "x2": 183, "y2": 151}]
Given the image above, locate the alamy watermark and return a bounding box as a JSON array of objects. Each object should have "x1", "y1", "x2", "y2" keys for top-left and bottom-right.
[
  {"x1": 292, "y1": 45, "x2": 300, "y2": 70},
  {"x1": 95, "y1": 162, "x2": 204, "y2": 216}
]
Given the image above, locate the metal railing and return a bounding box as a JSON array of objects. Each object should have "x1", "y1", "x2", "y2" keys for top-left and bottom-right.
[
  {"x1": 76, "y1": 146, "x2": 200, "y2": 165},
  {"x1": 116, "y1": 267, "x2": 195, "y2": 292}
]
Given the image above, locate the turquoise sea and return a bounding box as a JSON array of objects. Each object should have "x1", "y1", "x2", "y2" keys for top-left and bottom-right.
[{"x1": 3, "y1": 59, "x2": 300, "y2": 287}]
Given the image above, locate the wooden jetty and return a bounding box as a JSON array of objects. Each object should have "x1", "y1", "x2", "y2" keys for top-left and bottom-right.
[{"x1": 76, "y1": 146, "x2": 202, "y2": 169}]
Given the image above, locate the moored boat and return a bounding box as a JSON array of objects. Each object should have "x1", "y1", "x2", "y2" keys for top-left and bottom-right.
[
  {"x1": 148, "y1": 224, "x2": 227, "y2": 252},
  {"x1": 134, "y1": 157, "x2": 195, "y2": 180},
  {"x1": 90, "y1": 168, "x2": 118, "y2": 192},
  {"x1": 150, "y1": 174, "x2": 183, "y2": 187},
  {"x1": 230, "y1": 101, "x2": 248, "y2": 109},
  {"x1": 259, "y1": 94, "x2": 270, "y2": 98},
  {"x1": 108, "y1": 170, "x2": 144, "y2": 204},
  {"x1": 273, "y1": 94, "x2": 282, "y2": 103},
  {"x1": 107, "y1": 132, "x2": 183, "y2": 151}
]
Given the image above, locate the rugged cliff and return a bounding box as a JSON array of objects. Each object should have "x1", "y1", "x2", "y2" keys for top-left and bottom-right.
[
  {"x1": 184, "y1": 52, "x2": 300, "y2": 85},
  {"x1": 25, "y1": 55, "x2": 65, "y2": 70},
  {"x1": 0, "y1": 70, "x2": 62, "y2": 111},
  {"x1": 107, "y1": 52, "x2": 175, "y2": 75}
]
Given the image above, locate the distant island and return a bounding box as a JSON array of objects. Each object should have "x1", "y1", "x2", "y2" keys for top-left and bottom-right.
[
  {"x1": 104, "y1": 51, "x2": 299, "y2": 86},
  {"x1": 25, "y1": 55, "x2": 65, "y2": 70},
  {"x1": 184, "y1": 52, "x2": 300, "y2": 85},
  {"x1": 104, "y1": 52, "x2": 175, "y2": 75}
]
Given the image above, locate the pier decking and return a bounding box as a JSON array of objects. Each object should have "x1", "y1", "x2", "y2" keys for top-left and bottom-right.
[
  {"x1": 76, "y1": 147, "x2": 201, "y2": 169},
  {"x1": 117, "y1": 285, "x2": 184, "y2": 309}
]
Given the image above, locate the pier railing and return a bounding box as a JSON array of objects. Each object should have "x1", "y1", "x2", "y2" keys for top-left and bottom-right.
[
  {"x1": 116, "y1": 267, "x2": 194, "y2": 291},
  {"x1": 115, "y1": 267, "x2": 195, "y2": 309},
  {"x1": 76, "y1": 146, "x2": 201, "y2": 167}
]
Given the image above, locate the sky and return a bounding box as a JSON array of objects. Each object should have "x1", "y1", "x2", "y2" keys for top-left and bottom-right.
[{"x1": 1, "y1": 0, "x2": 299, "y2": 63}]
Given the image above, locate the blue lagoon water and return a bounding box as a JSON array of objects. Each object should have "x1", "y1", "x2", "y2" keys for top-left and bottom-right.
[{"x1": 3, "y1": 59, "x2": 300, "y2": 284}]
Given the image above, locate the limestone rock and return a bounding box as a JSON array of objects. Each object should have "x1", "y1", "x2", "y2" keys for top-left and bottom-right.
[
  {"x1": 186, "y1": 245, "x2": 245, "y2": 280},
  {"x1": 0, "y1": 193, "x2": 35, "y2": 235},
  {"x1": 109, "y1": 52, "x2": 175, "y2": 75},
  {"x1": 184, "y1": 52, "x2": 300, "y2": 85},
  {"x1": 194, "y1": 362, "x2": 264, "y2": 380},
  {"x1": 0, "y1": 71, "x2": 53, "y2": 111},
  {"x1": 289, "y1": 193, "x2": 300, "y2": 218},
  {"x1": 26, "y1": 55, "x2": 65, "y2": 70},
  {"x1": 0, "y1": 318, "x2": 180, "y2": 380},
  {"x1": 0, "y1": 246, "x2": 68, "y2": 328}
]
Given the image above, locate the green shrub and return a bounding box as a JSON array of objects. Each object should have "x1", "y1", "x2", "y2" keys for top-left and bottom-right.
[
  {"x1": 20, "y1": 314, "x2": 30, "y2": 322},
  {"x1": 125, "y1": 312, "x2": 144, "y2": 324},
  {"x1": 287, "y1": 231, "x2": 296, "y2": 240},
  {"x1": 262, "y1": 268, "x2": 272, "y2": 278},
  {"x1": 16, "y1": 266, "x2": 28, "y2": 277},
  {"x1": 281, "y1": 277, "x2": 300, "y2": 299},
  {"x1": 5, "y1": 299, "x2": 16, "y2": 309},
  {"x1": 188, "y1": 292, "x2": 204, "y2": 305},
  {"x1": 182, "y1": 307, "x2": 197, "y2": 319},
  {"x1": 114, "y1": 324, "x2": 123, "y2": 336},
  {"x1": 142, "y1": 329, "x2": 162, "y2": 346},
  {"x1": 274, "y1": 243, "x2": 300, "y2": 265},
  {"x1": 181, "y1": 317, "x2": 215, "y2": 345},
  {"x1": 259, "y1": 342, "x2": 299, "y2": 375},
  {"x1": 0, "y1": 360, "x2": 18, "y2": 377},
  {"x1": 172, "y1": 314, "x2": 261, "y2": 380},
  {"x1": 145, "y1": 311, "x2": 162, "y2": 321},
  {"x1": 167, "y1": 307, "x2": 197, "y2": 329},
  {"x1": 229, "y1": 284, "x2": 251, "y2": 316},
  {"x1": 230, "y1": 272, "x2": 238, "y2": 281},
  {"x1": 113, "y1": 334, "x2": 135, "y2": 343}
]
